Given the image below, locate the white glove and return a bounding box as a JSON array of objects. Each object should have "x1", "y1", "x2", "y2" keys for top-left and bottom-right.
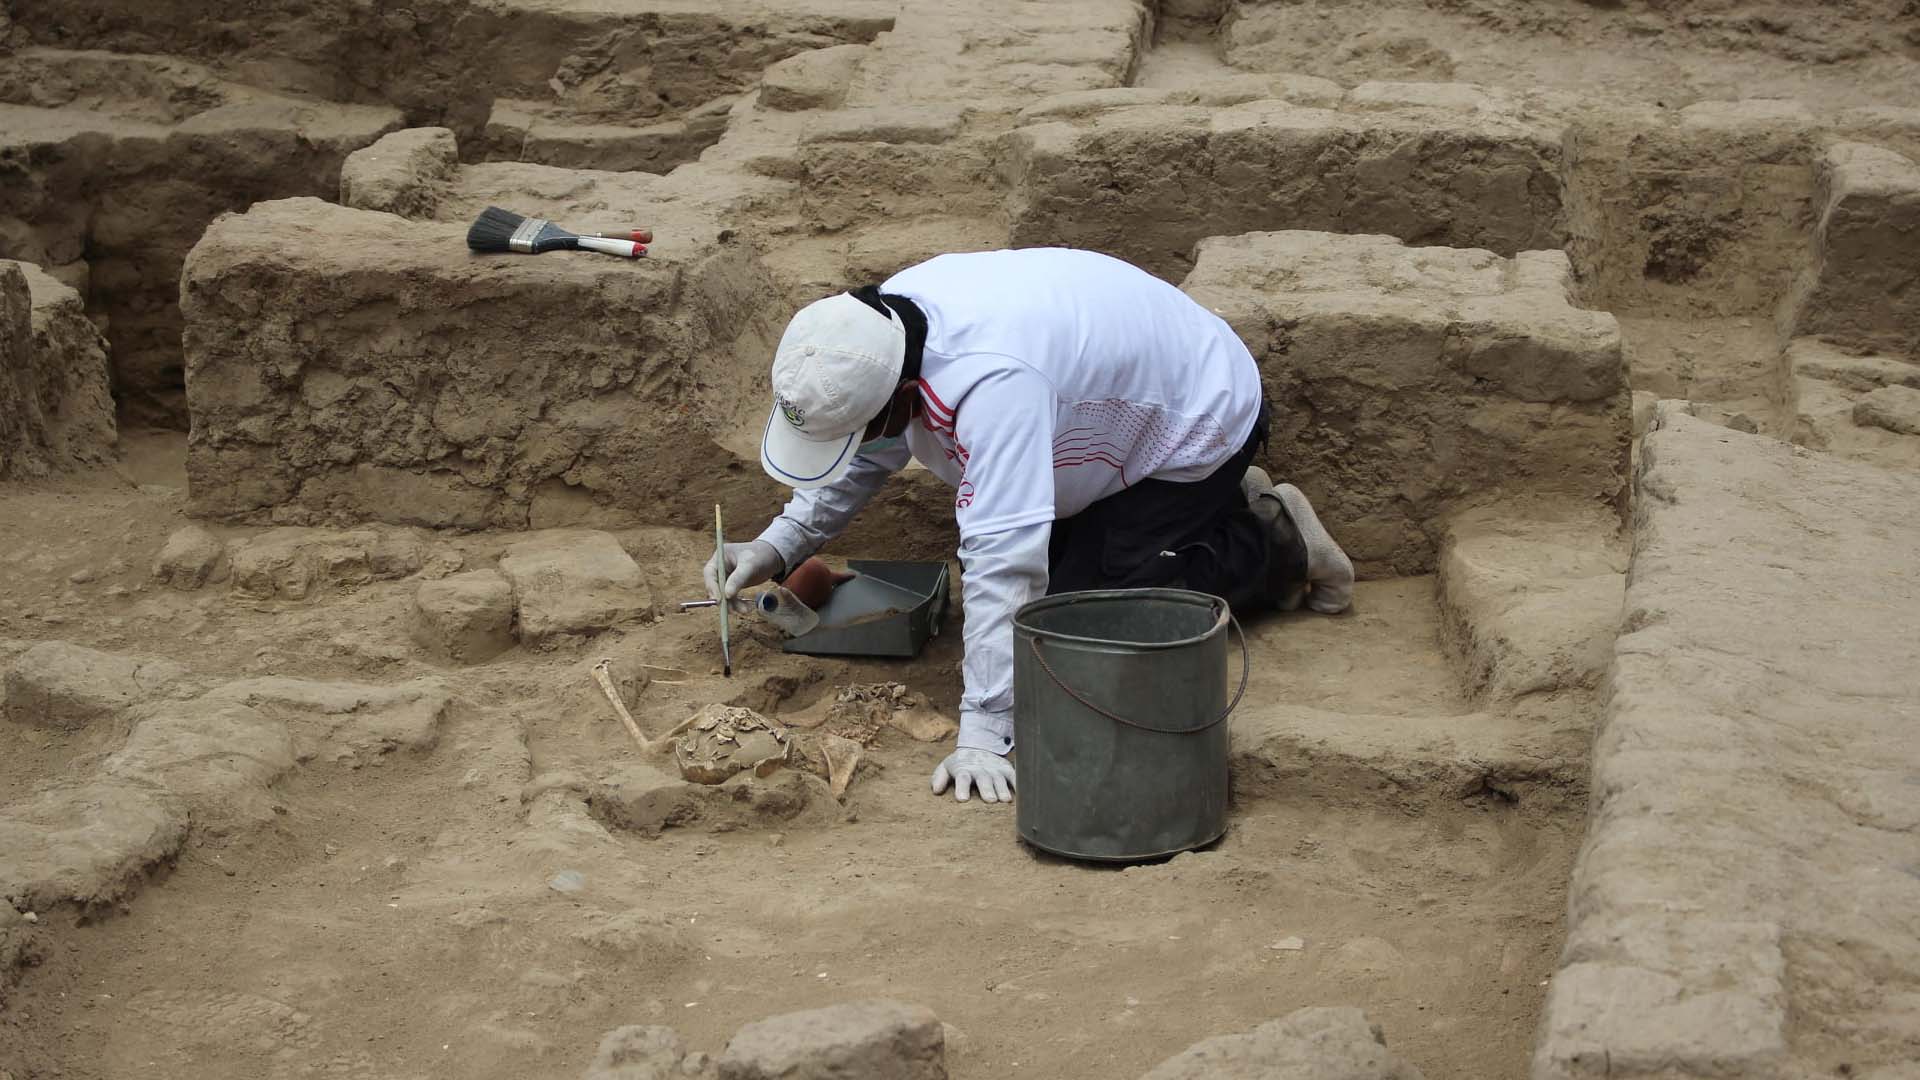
[
  {"x1": 704, "y1": 539, "x2": 784, "y2": 601},
  {"x1": 931, "y1": 748, "x2": 1016, "y2": 803}
]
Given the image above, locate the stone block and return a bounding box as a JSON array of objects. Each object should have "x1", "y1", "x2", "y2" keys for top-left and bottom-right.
[
  {"x1": 205, "y1": 676, "x2": 450, "y2": 764},
  {"x1": 480, "y1": 99, "x2": 729, "y2": 173},
  {"x1": 718, "y1": 1000, "x2": 945, "y2": 1080},
  {"x1": 1534, "y1": 405, "x2": 1920, "y2": 1078},
  {"x1": 1560, "y1": 102, "x2": 1817, "y2": 318},
  {"x1": 800, "y1": 128, "x2": 996, "y2": 233},
  {"x1": 792, "y1": 105, "x2": 982, "y2": 232},
  {"x1": 1780, "y1": 143, "x2": 1920, "y2": 359},
  {"x1": 103, "y1": 697, "x2": 298, "y2": 828},
  {"x1": 1437, "y1": 502, "x2": 1625, "y2": 700},
  {"x1": 1228, "y1": 698, "x2": 1582, "y2": 814},
  {"x1": 3, "y1": 641, "x2": 189, "y2": 731},
  {"x1": 339, "y1": 126, "x2": 458, "y2": 219},
  {"x1": 0, "y1": 780, "x2": 188, "y2": 910},
  {"x1": 151, "y1": 524, "x2": 229, "y2": 590},
  {"x1": 844, "y1": 1, "x2": 1148, "y2": 108},
  {"x1": 1535, "y1": 961, "x2": 1785, "y2": 1080},
  {"x1": 499, "y1": 530, "x2": 652, "y2": 644},
  {"x1": 412, "y1": 569, "x2": 515, "y2": 664},
  {"x1": 1786, "y1": 339, "x2": 1920, "y2": 471},
  {"x1": 0, "y1": 49, "x2": 401, "y2": 425},
  {"x1": 1854, "y1": 384, "x2": 1920, "y2": 436},
  {"x1": 227, "y1": 527, "x2": 425, "y2": 600},
  {"x1": 0, "y1": 259, "x2": 116, "y2": 479},
  {"x1": 180, "y1": 196, "x2": 787, "y2": 531},
  {"x1": 1140, "y1": 1006, "x2": 1423, "y2": 1080},
  {"x1": 1791, "y1": 374, "x2": 1920, "y2": 471},
  {"x1": 1181, "y1": 231, "x2": 1628, "y2": 575},
  {"x1": 1789, "y1": 337, "x2": 1920, "y2": 394},
  {"x1": 759, "y1": 44, "x2": 867, "y2": 111},
  {"x1": 1002, "y1": 96, "x2": 1565, "y2": 278}
]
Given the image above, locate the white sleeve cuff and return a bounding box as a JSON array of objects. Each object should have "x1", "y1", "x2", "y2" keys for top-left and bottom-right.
[
  {"x1": 755, "y1": 517, "x2": 813, "y2": 578},
  {"x1": 957, "y1": 707, "x2": 1015, "y2": 754}
]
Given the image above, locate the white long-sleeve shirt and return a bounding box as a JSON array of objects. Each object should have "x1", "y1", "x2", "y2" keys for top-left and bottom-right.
[{"x1": 756, "y1": 249, "x2": 1262, "y2": 752}]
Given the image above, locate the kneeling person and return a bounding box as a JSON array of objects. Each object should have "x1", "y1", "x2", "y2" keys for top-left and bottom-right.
[{"x1": 706, "y1": 248, "x2": 1353, "y2": 804}]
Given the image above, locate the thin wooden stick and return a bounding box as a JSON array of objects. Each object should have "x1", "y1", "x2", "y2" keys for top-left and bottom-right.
[{"x1": 715, "y1": 504, "x2": 732, "y2": 677}]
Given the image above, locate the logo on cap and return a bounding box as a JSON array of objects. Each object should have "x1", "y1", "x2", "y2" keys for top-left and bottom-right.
[{"x1": 777, "y1": 395, "x2": 805, "y2": 428}]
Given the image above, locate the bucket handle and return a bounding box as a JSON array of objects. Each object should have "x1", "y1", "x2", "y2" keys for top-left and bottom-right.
[{"x1": 1026, "y1": 611, "x2": 1250, "y2": 735}]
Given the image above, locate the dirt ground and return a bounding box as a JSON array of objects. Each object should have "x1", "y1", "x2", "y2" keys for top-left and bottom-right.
[
  {"x1": 0, "y1": 441, "x2": 1578, "y2": 1079},
  {"x1": 5, "y1": 0, "x2": 1918, "y2": 1077}
]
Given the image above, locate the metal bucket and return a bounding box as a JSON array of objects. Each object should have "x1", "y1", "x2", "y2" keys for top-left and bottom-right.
[{"x1": 1012, "y1": 588, "x2": 1247, "y2": 863}]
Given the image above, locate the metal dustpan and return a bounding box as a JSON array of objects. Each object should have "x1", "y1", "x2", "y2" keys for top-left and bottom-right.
[{"x1": 782, "y1": 559, "x2": 949, "y2": 659}]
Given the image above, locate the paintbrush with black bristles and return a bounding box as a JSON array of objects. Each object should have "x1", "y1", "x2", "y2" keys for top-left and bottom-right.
[{"x1": 465, "y1": 206, "x2": 647, "y2": 258}]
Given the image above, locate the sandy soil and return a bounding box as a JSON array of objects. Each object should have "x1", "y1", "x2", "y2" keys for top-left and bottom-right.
[
  {"x1": 10, "y1": 1, "x2": 1915, "y2": 1075},
  {"x1": 0, "y1": 438, "x2": 1578, "y2": 1079}
]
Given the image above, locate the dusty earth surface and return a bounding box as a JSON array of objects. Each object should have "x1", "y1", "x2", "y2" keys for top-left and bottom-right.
[
  {"x1": 0, "y1": 451, "x2": 1582, "y2": 1079},
  {"x1": 4, "y1": 1, "x2": 1920, "y2": 1079}
]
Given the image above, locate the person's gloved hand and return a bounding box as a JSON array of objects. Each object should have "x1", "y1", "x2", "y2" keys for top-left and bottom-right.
[
  {"x1": 704, "y1": 539, "x2": 784, "y2": 601},
  {"x1": 931, "y1": 748, "x2": 1016, "y2": 803}
]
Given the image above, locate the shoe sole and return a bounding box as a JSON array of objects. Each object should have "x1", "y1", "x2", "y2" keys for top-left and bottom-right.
[{"x1": 1240, "y1": 465, "x2": 1276, "y2": 507}]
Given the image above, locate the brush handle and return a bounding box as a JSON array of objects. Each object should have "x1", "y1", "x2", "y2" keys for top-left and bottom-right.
[
  {"x1": 715, "y1": 504, "x2": 731, "y2": 677},
  {"x1": 594, "y1": 229, "x2": 654, "y2": 244},
  {"x1": 575, "y1": 236, "x2": 644, "y2": 258}
]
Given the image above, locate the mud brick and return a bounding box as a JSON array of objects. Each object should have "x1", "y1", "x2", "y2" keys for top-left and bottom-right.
[
  {"x1": 1781, "y1": 142, "x2": 1920, "y2": 360},
  {"x1": 1181, "y1": 230, "x2": 1628, "y2": 576},
  {"x1": 180, "y1": 197, "x2": 781, "y2": 530},
  {"x1": 1003, "y1": 95, "x2": 1566, "y2": 279},
  {"x1": 339, "y1": 127, "x2": 458, "y2": 219},
  {"x1": 3, "y1": 642, "x2": 187, "y2": 732},
  {"x1": 1534, "y1": 406, "x2": 1920, "y2": 1080},
  {"x1": 719, "y1": 1001, "x2": 946, "y2": 1080},
  {"x1": 0, "y1": 260, "x2": 116, "y2": 479},
  {"x1": 412, "y1": 569, "x2": 515, "y2": 664},
  {"x1": 498, "y1": 530, "x2": 651, "y2": 644}
]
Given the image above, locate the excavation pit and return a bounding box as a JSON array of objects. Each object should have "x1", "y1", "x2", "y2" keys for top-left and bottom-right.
[
  {"x1": 0, "y1": 484, "x2": 1601, "y2": 1078},
  {"x1": 6, "y1": 3, "x2": 1920, "y2": 1079}
]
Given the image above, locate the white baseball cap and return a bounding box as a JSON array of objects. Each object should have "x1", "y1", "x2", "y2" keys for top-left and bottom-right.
[{"x1": 759, "y1": 292, "x2": 907, "y2": 489}]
